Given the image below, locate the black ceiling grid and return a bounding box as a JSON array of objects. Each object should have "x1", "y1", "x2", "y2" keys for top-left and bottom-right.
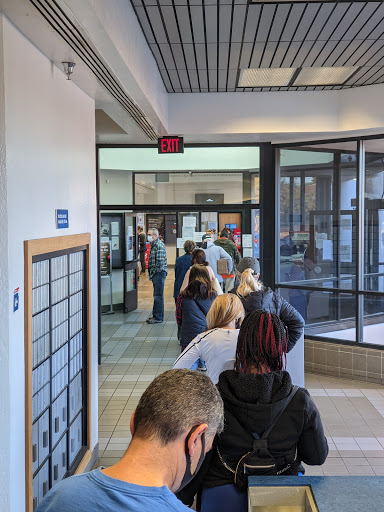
[
  {"x1": 348, "y1": 17, "x2": 384, "y2": 86},
  {"x1": 276, "y1": 2, "x2": 308, "y2": 91},
  {"x1": 130, "y1": 1, "x2": 384, "y2": 92},
  {"x1": 29, "y1": 0, "x2": 159, "y2": 139}
]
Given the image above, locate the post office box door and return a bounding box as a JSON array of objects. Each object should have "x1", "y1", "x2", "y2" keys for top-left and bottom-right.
[
  {"x1": 32, "y1": 421, "x2": 39, "y2": 474},
  {"x1": 33, "y1": 475, "x2": 39, "y2": 511},
  {"x1": 38, "y1": 461, "x2": 49, "y2": 503},
  {"x1": 51, "y1": 434, "x2": 67, "y2": 486},
  {"x1": 38, "y1": 410, "x2": 50, "y2": 464},
  {"x1": 69, "y1": 412, "x2": 82, "y2": 466},
  {"x1": 51, "y1": 389, "x2": 67, "y2": 448}
]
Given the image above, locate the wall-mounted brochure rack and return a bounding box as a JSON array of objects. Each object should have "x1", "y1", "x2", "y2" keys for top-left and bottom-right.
[{"x1": 24, "y1": 234, "x2": 92, "y2": 512}]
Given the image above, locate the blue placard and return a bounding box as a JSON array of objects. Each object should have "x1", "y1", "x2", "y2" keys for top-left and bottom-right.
[
  {"x1": 56, "y1": 209, "x2": 69, "y2": 229},
  {"x1": 13, "y1": 288, "x2": 19, "y2": 312}
]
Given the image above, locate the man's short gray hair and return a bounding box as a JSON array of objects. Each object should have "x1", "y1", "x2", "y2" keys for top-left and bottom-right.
[
  {"x1": 149, "y1": 227, "x2": 159, "y2": 237},
  {"x1": 133, "y1": 369, "x2": 224, "y2": 444}
]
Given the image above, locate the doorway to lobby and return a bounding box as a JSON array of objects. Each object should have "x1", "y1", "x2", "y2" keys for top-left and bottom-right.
[{"x1": 99, "y1": 205, "x2": 260, "y2": 317}]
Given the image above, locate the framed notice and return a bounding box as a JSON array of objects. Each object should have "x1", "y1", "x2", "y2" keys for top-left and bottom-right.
[
  {"x1": 100, "y1": 239, "x2": 111, "y2": 277},
  {"x1": 147, "y1": 215, "x2": 165, "y2": 241}
]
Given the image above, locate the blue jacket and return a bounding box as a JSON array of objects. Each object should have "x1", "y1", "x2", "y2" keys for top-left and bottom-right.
[
  {"x1": 180, "y1": 296, "x2": 216, "y2": 347},
  {"x1": 174, "y1": 253, "x2": 192, "y2": 299}
]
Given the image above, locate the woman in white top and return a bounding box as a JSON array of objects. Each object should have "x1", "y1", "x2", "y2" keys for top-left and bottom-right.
[
  {"x1": 180, "y1": 249, "x2": 215, "y2": 292},
  {"x1": 173, "y1": 294, "x2": 245, "y2": 384}
]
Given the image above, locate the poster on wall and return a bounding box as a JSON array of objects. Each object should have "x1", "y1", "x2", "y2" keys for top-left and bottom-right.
[
  {"x1": 137, "y1": 213, "x2": 145, "y2": 229},
  {"x1": 111, "y1": 221, "x2": 119, "y2": 236},
  {"x1": 112, "y1": 236, "x2": 120, "y2": 251},
  {"x1": 340, "y1": 216, "x2": 352, "y2": 263},
  {"x1": 182, "y1": 226, "x2": 195, "y2": 238},
  {"x1": 101, "y1": 223, "x2": 110, "y2": 236},
  {"x1": 147, "y1": 215, "x2": 165, "y2": 241},
  {"x1": 100, "y1": 239, "x2": 111, "y2": 277},
  {"x1": 183, "y1": 216, "x2": 197, "y2": 228}
]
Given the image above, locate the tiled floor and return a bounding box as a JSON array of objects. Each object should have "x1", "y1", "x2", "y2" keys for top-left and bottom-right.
[{"x1": 97, "y1": 270, "x2": 384, "y2": 477}]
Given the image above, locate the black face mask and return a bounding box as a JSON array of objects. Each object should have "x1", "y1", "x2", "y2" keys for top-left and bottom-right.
[
  {"x1": 175, "y1": 427, "x2": 206, "y2": 493},
  {"x1": 201, "y1": 242, "x2": 208, "y2": 249}
]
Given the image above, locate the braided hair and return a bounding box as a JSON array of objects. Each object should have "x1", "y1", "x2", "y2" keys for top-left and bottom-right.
[{"x1": 235, "y1": 310, "x2": 288, "y2": 374}]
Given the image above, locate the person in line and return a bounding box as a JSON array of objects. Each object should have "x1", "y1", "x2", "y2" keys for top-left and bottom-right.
[
  {"x1": 174, "y1": 240, "x2": 196, "y2": 302},
  {"x1": 214, "y1": 228, "x2": 241, "y2": 292},
  {"x1": 146, "y1": 228, "x2": 167, "y2": 324},
  {"x1": 36, "y1": 370, "x2": 224, "y2": 512},
  {"x1": 180, "y1": 249, "x2": 216, "y2": 292},
  {"x1": 199, "y1": 311, "x2": 328, "y2": 512},
  {"x1": 137, "y1": 225, "x2": 147, "y2": 275},
  {"x1": 177, "y1": 265, "x2": 217, "y2": 352},
  {"x1": 173, "y1": 294, "x2": 245, "y2": 384},
  {"x1": 231, "y1": 257, "x2": 304, "y2": 352},
  {"x1": 201, "y1": 234, "x2": 232, "y2": 289}
]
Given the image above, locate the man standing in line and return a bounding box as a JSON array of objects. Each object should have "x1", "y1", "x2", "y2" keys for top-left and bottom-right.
[
  {"x1": 214, "y1": 228, "x2": 241, "y2": 292},
  {"x1": 147, "y1": 227, "x2": 167, "y2": 324},
  {"x1": 36, "y1": 370, "x2": 224, "y2": 512},
  {"x1": 137, "y1": 225, "x2": 147, "y2": 275}
]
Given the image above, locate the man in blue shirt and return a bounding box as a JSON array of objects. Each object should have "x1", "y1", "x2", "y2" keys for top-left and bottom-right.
[
  {"x1": 36, "y1": 370, "x2": 224, "y2": 512},
  {"x1": 147, "y1": 227, "x2": 167, "y2": 323}
]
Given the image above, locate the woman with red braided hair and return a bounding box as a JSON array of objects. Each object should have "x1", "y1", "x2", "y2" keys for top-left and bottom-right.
[{"x1": 179, "y1": 310, "x2": 328, "y2": 512}]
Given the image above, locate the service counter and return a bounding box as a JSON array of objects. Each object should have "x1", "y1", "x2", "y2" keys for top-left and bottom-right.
[{"x1": 248, "y1": 476, "x2": 384, "y2": 512}]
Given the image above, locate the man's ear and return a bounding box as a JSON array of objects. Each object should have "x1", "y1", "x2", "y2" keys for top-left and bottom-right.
[
  {"x1": 186, "y1": 424, "x2": 208, "y2": 456},
  {"x1": 130, "y1": 410, "x2": 136, "y2": 436}
]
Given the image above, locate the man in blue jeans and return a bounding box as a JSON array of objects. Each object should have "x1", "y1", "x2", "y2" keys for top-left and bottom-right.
[{"x1": 147, "y1": 227, "x2": 167, "y2": 324}]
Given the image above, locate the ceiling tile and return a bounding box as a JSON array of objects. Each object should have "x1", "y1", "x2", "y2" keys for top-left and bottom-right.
[
  {"x1": 256, "y1": 4, "x2": 278, "y2": 43},
  {"x1": 228, "y1": 42, "x2": 242, "y2": 70},
  {"x1": 146, "y1": 6, "x2": 169, "y2": 44},
  {"x1": 280, "y1": 3, "x2": 306, "y2": 42},
  {"x1": 260, "y1": 41, "x2": 279, "y2": 69},
  {"x1": 161, "y1": 6, "x2": 181, "y2": 44},
  {"x1": 268, "y1": 4, "x2": 292, "y2": 42},
  {"x1": 243, "y1": 4, "x2": 262, "y2": 43},
  {"x1": 190, "y1": 6, "x2": 205, "y2": 44},
  {"x1": 195, "y1": 44, "x2": 207, "y2": 70},
  {"x1": 219, "y1": 4, "x2": 232, "y2": 43},
  {"x1": 231, "y1": 4, "x2": 247, "y2": 43},
  {"x1": 207, "y1": 43, "x2": 218, "y2": 70},
  {"x1": 175, "y1": 6, "x2": 193, "y2": 44},
  {"x1": 218, "y1": 43, "x2": 230, "y2": 69},
  {"x1": 204, "y1": 5, "x2": 218, "y2": 44}
]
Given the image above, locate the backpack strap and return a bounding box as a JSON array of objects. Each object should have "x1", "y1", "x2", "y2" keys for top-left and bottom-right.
[{"x1": 252, "y1": 385, "x2": 300, "y2": 443}]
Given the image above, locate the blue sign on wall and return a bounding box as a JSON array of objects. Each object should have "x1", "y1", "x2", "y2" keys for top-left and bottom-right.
[
  {"x1": 13, "y1": 288, "x2": 19, "y2": 313},
  {"x1": 56, "y1": 209, "x2": 69, "y2": 229}
]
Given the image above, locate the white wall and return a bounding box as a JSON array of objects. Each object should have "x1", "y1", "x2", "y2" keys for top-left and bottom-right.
[
  {"x1": 168, "y1": 85, "x2": 384, "y2": 139},
  {"x1": 168, "y1": 91, "x2": 340, "y2": 136},
  {"x1": 0, "y1": 16, "x2": 98, "y2": 512},
  {"x1": 0, "y1": 16, "x2": 10, "y2": 512}
]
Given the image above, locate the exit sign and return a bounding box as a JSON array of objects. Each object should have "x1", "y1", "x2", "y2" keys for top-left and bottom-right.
[{"x1": 158, "y1": 136, "x2": 184, "y2": 154}]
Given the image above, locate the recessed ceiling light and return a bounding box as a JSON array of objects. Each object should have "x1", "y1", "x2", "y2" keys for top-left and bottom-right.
[
  {"x1": 239, "y1": 68, "x2": 296, "y2": 88},
  {"x1": 294, "y1": 67, "x2": 357, "y2": 86}
]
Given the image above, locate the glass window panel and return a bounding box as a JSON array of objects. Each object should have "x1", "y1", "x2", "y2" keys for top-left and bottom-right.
[
  {"x1": 134, "y1": 171, "x2": 252, "y2": 205},
  {"x1": 362, "y1": 294, "x2": 384, "y2": 346},
  {"x1": 99, "y1": 146, "x2": 260, "y2": 206},
  {"x1": 279, "y1": 288, "x2": 356, "y2": 341},
  {"x1": 364, "y1": 140, "x2": 384, "y2": 293},
  {"x1": 278, "y1": 144, "x2": 357, "y2": 289}
]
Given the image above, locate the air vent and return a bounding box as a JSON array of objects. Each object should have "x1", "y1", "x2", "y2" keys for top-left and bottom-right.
[{"x1": 29, "y1": 0, "x2": 159, "y2": 140}]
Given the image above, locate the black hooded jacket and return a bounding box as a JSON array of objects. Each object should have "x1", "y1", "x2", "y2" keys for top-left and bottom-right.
[
  {"x1": 230, "y1": 285, "x2": 304, "y2": 352},
  {"x1": 203, "y1": 370, "x2": 328, "y2": 487}
]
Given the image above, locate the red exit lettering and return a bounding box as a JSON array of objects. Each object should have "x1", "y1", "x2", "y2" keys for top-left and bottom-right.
[{"x1": 158, "y1": 136, "x2": 184, "y2": 154}]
